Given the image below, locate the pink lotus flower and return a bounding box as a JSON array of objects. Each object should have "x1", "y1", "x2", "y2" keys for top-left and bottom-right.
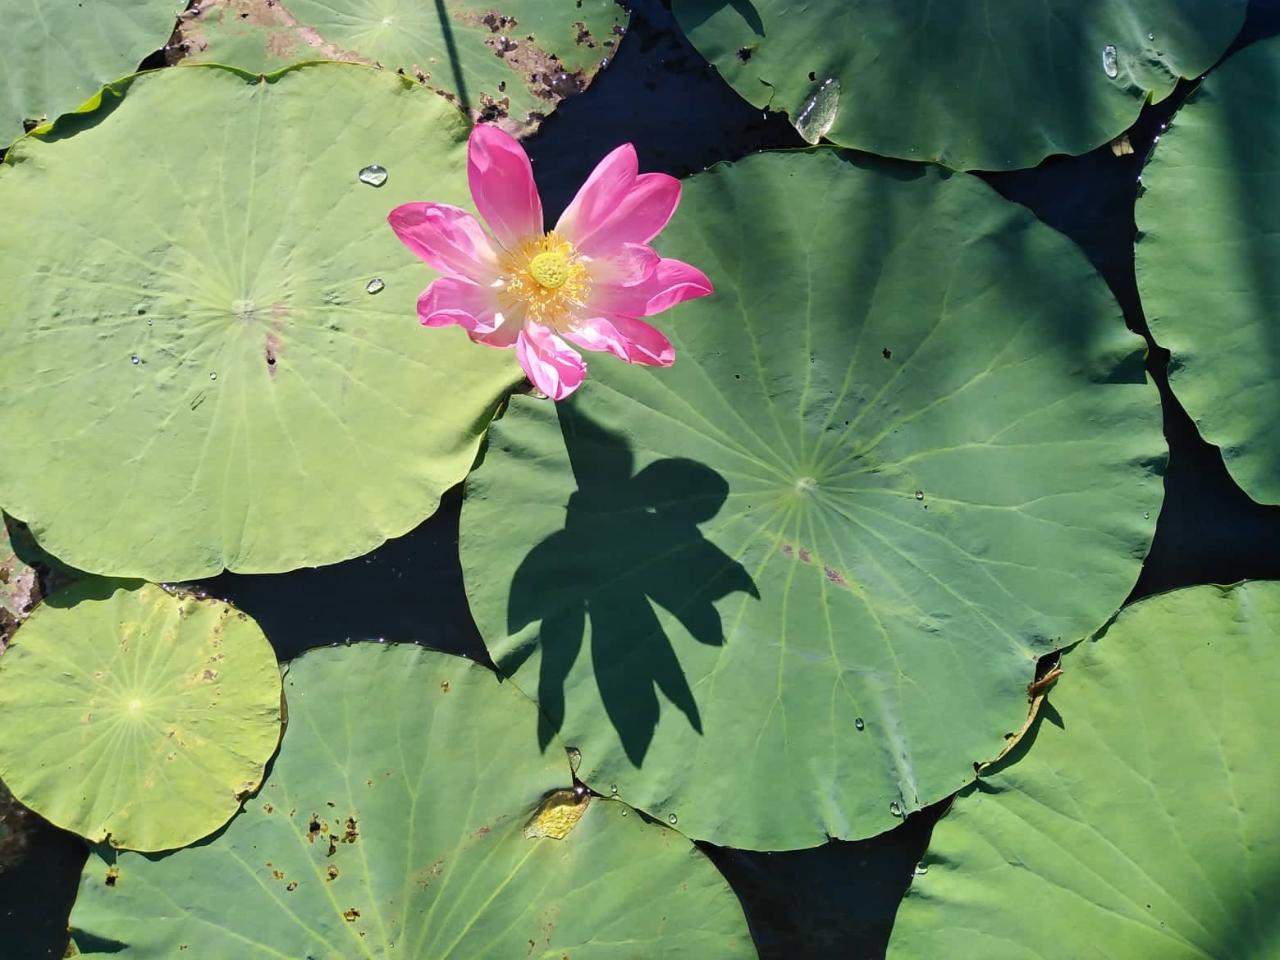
[{"x1": 388, "y1": 125, "x2": 713, "y2": 400}]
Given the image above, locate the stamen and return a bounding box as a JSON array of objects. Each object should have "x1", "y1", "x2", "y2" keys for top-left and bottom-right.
[{"x1": 498, "y1": 231, "x2": 590, "y2": 329}]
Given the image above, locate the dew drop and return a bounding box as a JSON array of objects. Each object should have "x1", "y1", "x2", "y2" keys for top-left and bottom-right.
[
  {"x1": 366, "y1": 278, "x2": 385, "y2": 295},
  {"x1": 130, "y1": 354, "x2": 140, "y2": 365},
  {"x1": 854, "y1": 717, "x2": 865, "y2": 731},
  {"x1": 1148, "y1": 32, "x2": 1156, "y2": 41},
  {"x1": 914, "y1": 490, "x2": 924, "y2": 501},
  {"x1": 209, "y1": 371, "x2": 218, "y2": 381},
  {"x1": 668, "y1": 813, "x2": 678, "y2": 825},
  {"x1": 914, "y1": 862, "x2": 929, "y2": 876},
  {"x1": 358, "y1": 164, "x2": 388, "y2": 187},
  {"x1": 610, "y1": 784, "x2": 619, "y2": 795},
  {"x1": 1102, "y1": 44, "x2": 1119, "y2": 79},
  {"x1": 1144, "y1": 511, "x2": 1150, "y2": 520},
  {"x1": 889, "y1": 801, "x2": 903, "y2": 818},
  {"x1": 794, "y1": 77, "x2": 841, "y2": 145},
  {"x1": 567, "y1": 747, "x2": 581, "y2": 771},
  {"x1": 620, "y1": 808, "x2": 628, "y2": 817}
]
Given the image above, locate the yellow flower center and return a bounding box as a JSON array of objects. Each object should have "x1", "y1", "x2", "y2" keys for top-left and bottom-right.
[
  {"x1": 499, "y1": 232, "x2": 590, "y2": 329},
  {"x1": 529, "y1": 251, "x2": 571, "y2": 289}
]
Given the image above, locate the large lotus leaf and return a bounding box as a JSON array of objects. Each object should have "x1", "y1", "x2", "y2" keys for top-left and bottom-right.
[
  {"x1": 0, "y1": 0, "x2": 181, "y2": 146},
  {"x1": 174, "y1": 0, "x2": 625, "y2": 135},
  {"x1": 888, "y1": 582, "x2": 1280, "y2": 958},
  {"x1": 68, "y1": 643, "x2": 754, "y2": 958},
  {"x1": 1136, "y1": 36, "x2": 1280, "y2": 504},
  {"x1": 670, "y1": 0, "x2": 1245, "y2": 171},
  {"x1": 0, "y1": 63, "x2": 522, "y2": 581},
  {"x1": 0, "y1": 580, "x2": 281, "y2": 851},
  {"x1": 458, "y1": 149, "x2": 1165, "y2": 850}
]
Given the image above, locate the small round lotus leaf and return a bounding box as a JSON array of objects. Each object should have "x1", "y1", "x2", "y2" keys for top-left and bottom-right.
[
  {"x1": 1137, "y1": 36, "x2": 1280, "y2": 504},
  {"x1": 888, "y1": 582, "x2": 1280, "y2": 958},
  {"x1": 0, "y1": 0, "x2": 181, "y2": 146},
  {"x1": 172, "y1": 0, "x2": 626, "y2": 135},
  {"x1": 0, "y1": 580, "x2": 282, "y2": 851},
  {"x1": 671, "y1": 0, "x2": 1245, "y2": 170},
  {"x1": 68, "y1": 643, "x2": 754, "y2": 958},
  {"x1": 459, "y1": 149, "x2": 1165, "y2": 850},
  {"x1": 0, "y1": 63, "x2": 522, "y2": 580}
]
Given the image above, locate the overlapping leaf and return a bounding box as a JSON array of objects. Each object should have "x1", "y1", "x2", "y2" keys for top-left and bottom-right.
[
  {"x1": 0, "y1": 0, "x2": 181, "y2": 146},
  {"x1": 174, "y1": 0, "x2": 625, "y2": 135},
  {"x1": 1137, "y1": 35, "x2": 1280, "y2": 504},
  {"x1": 671, "y1": 0, "x2": 1245, "y2": 170},
  {"x1": 888, "y1": 582, "x2": 1280, "y2": 959},
  {"x1": 69, "y1": 644, "x2": 754, "y2": 958}
]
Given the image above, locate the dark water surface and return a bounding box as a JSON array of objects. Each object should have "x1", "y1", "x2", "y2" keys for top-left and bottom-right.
[{"x1": 5, "y1": 1, "x2": 1280, "y2": 957}]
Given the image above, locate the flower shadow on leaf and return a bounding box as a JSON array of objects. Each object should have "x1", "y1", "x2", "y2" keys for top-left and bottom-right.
[{"x1": 506, "y1": 400, "x2": 758, "y2": 766}]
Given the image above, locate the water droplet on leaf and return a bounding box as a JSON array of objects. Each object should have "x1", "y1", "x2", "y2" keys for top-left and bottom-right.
[
  {"x1": 130, "y1": 354, "x2": 140, "y2": 365},
  {"x1": 914, "y1": 490, "x2": 924, "y2": 501},
  {"x1": 854, "y1": 717, "x2": 865, "y2": 731},
  {"x1": 794, "y1": 77, "x2": 841, "y2": 145},
  {"x1": 209, "y1": 371, "x2": 218, "y2": 381},
  {"x1": 610, "y1": 784, "x2": 618, "y2": 795},
  {"x1": 668, "y1": 813, "x2": 678, "y2": 825},
  {"x1": 889, "y1": 801, "x2": 903, "y2": 817},
  {"x1": 914, "y1": 862, "x2": 928, "y2": 875},
  {"x1": 1102, "y1": 45, "x2": 1119, "y2": 79},
  {"x1": 366, "y1": 278, "x2": 385, "y2": 295},
  {"x1": 358, "y1": 164, "x2": 388, "y2": 187}
]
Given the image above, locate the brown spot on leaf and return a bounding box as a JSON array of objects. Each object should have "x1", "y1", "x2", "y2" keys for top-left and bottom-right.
[
  {"x1": 326, "y1": 864, "x2": 340, "y2": 881},
  {"x1": 104, "y1": 866, "x2": 120, "y2": 887},
  {"x1": 797, "y1": 548, "x2": 812, "y2": 564},
  {"x1": 343, "y1": 908, "x2": 361, "y2": 922},
  {"x1": 823, "y1": 566, "x2": 848, "y2": 587},
  {"x1": 286, "y1": 881, "x2": 298, "y2": 892},
  {"x1": 342, "y1": 817, "x2": 359, "y2": 843},
  {"x1": 271, "y1": 869, "x2": 285, "y2": 880},
  {"x1": 440, "y1": 680, "x2": 450, "y2": 693}
]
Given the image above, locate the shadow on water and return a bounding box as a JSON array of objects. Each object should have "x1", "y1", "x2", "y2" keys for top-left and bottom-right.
[
  {"x1": 196, "y1": 486, "x2": 490, "y2": 665},
  {"x1": 524, "y1": 0, "x2": 803, "y2": 221},
  {"x1": 704, "y1": 799, "x2": 947, "y2": 960},
  {"x1": 0, "y1": 781, "x2": 86, "y2": 960},
  {"x1": 505, "y1": 401, "x2": 757, "y2": 764}
]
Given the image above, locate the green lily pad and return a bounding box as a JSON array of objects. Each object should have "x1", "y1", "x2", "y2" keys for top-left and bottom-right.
[
  {"x1": 888, "y1": 581, "x2": 1280, "y2": 959},
  {"x1": 68, "y1": 643, "x2": 754, "y2": 958},
  {"x1": 1137, "y1": 36, "x2": 1280, "y2": 504},
  {"x1": 0, "y1": 0, "x2": 181, "y2": 146},
  {"x1": 671, "y1": 0, "x2": 1245, "y2": 170},
  {"x1": 0, "y1": 63, "x2": 522, "y2": 581},
  {"x1": 173, "y1": 0, "x2": 625, "y2": 136},
  {"x1": 0, "y1": 580, "x2": 282, "y2": 851},
  {"x1": 459, "y1": 149, "x2": 1165, "y2": 850}
]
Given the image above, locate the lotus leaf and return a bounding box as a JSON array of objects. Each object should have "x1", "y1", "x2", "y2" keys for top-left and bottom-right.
[
  {"x1": 0, "y1": 580, "x2": 282, "y2": 851},
  {"x1": 671, "y1": 0, "x2": 1246, "y2": 170},
  {"x1": 0, "y1": 63, "x2": 522, "y2": 581},
  {"x1": 68, "y1": 643, "x2": 754, "y2": 958},
  {"x1": 459, "y1": 149, "x2": 1165, "y2": 850},
  {"x1": 1137, "y1": 35, "x2": 1280, "y2": 504},
  {"x1": 888, "y1": 582, "x2": 1280, "y2": 959},
  {"x1": 174, "y1": 0, "x2": 626, "y2": 135},
  {"x1": 0, "y1": 0, "x2": 181, "y2": 146}
]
